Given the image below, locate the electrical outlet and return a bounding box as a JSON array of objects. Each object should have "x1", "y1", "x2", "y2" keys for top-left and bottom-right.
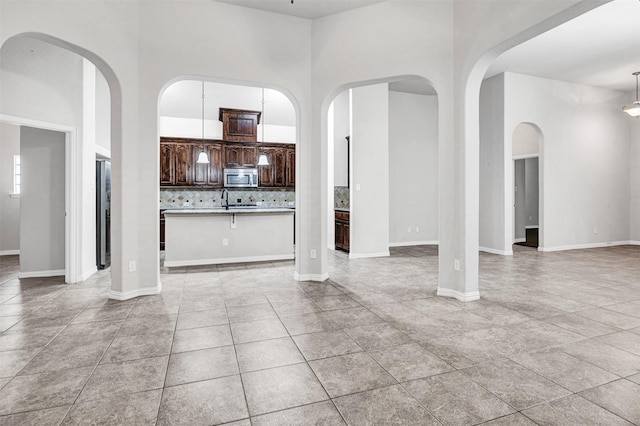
[
  {"x1": 415, "y1": 226, "x2": 420, "y2": 233},
  {"x1": 222, "y1": 238, "x2": 228, "y2": 246},
  {"x1": 356, "y1": 184, "x2": 361, "y2": 191},
  {"x1": 593, "y1": 227, "x2": 598, "y2": 235},
  {"x1": 454, "y1": 259, "x2": 460, "y2": 271},
  {"x1": 128, "y1": 260, "x2": 136, "y2": 272},
  {"x1": 310, "y1": 249, "x2": 317, "y2": 259},
  {"x1": 407, "y1": 227, "x2": 412, "y2": 233},
  {"x1": 288, "y1": 201, "x2": 294, "y2": 206}
]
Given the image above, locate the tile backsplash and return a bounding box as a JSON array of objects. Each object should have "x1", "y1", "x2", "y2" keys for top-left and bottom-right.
[
  {"x1": 160, "y1": 188, "x2": 295, "y2": 209},
  {"x1": 334, "y1": 186, "x2": 349, "y2": 209}
]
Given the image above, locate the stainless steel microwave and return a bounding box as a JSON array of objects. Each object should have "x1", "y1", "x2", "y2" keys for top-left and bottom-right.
[{"x1": 223, "y1": 168, "x2": 258, "y2": 188}]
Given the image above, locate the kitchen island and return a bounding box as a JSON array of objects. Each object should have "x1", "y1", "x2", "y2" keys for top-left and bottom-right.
[{"x1": 163, "y1": 208, "x2": 294, "y2": 267}]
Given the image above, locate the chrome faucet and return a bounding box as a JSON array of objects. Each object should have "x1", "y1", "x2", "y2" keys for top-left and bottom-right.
[{"x1": 221, "y1": 188, "x2": 229, "y2": 210}]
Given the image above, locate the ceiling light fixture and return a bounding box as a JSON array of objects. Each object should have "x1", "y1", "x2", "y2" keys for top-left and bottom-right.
[
  {"x1": 197, "y1": 81, "x2": 210, "y2": 164},
  {"x1": 622, "y1": 71, "x2": 640, "y2": 117}
]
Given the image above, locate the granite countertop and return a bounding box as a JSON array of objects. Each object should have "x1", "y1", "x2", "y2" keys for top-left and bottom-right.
[
  {"x1": 163, "y1": 207, "x2": 295, "y2": 215},
  {"x1": 334, "y1": 208, "x2": 350, "y2": 212}
]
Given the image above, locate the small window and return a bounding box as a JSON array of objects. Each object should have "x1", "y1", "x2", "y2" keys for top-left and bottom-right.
[{"x1": 13, "y1": 155, "x2": 20, "y2": 195}]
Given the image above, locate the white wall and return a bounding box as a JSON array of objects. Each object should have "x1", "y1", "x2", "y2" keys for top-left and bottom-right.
[
  {"x1": 513, "y1": 123, "x2": 539, "y2": 157},
  {"x1": 350, "y1": 83, "x2": 389, "y2": 257},
  {"x1": 504, "y1": 72, "x2": 631, "y2": 250},
  {"x1": 19, "y1": 126, "x2": 65, "y2": 275},
  {"x1": 479, "y1": 74, "x2": 508, "y2": 254},
  {"x1": 95, "y1": 67, "x2": 111, "y2": 157},
  {"x1": 388, "y1": 90, "x2": 438, "y2": 245},
  {"x1": 159, "y1": 81, "x2": 296, "y2": 143},
  {"x1": 333, "y1": 90, "x2": 350, "y2": 187},
  {"x1": 0, "y1": 123, "x2": 20, "y2": 254},
  {"x1": 631, "y1": 119, "x2": 640, "y2": 242}
]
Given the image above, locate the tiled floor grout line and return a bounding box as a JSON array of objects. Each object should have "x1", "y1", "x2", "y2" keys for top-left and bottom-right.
[{"x1": 226, "y1": 293, "x2": 253, "y2": 425}]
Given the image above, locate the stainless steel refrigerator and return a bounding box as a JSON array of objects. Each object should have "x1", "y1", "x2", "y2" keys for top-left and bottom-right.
[{"x1": 96, "y1": 160, "x2": 111, "y2": 269}]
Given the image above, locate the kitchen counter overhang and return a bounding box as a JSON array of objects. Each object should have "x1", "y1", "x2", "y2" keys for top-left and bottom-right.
[{"x1": 163, "y1": 208, "x2": 295, "y2": 267}]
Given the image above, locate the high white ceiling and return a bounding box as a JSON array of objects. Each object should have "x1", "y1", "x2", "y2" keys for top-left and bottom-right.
[
  {"x1": 486, "y1": 0, "x2": 640, "y2": 93},
  {"x1": 160, "y1": 81, "x2": 296, "y2": 126},
  {"x1": 214, "y1": 0, "x2": 387, "y2": 19}
]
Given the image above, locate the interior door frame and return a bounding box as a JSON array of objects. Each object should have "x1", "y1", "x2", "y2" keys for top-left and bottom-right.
[
  {"x1": 0, "y1": 113, "x2": 79, "y2": 283},
  {"x1": 512, "y1": 153, "x2": 540, "y2": 247}
]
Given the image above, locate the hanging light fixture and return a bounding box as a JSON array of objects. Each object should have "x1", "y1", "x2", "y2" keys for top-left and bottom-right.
[
  {"x1": 622, "y1": 71, "x2": 640, "y2": 117},
  {"x1": 197, "y1": 80, "x2": 210, "y2": 164},
  {"x1": 258, "y1": 88, "x2": 270, "y2": 166}
]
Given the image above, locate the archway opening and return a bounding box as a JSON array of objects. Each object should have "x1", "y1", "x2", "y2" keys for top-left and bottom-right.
[
  {"x1": 325, "y1": 76, "x2": 440, "y2": 296},
  {"x1": 157, "y1": 78, "x2": 298, "y2": 271},
  {"x1": 0, "y1": 33, "x2": 119, "y2": 286},
  {"x1": 512, "y1": 122, "x2": 542, "y2": 251}
]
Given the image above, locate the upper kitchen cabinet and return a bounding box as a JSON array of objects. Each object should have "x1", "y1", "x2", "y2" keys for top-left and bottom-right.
[
  {"x1": 223, "y1": 145, "x2": 257, "y2": 168},
  {"x1": 193, "y1": 143, "x2": 223, "y2": 187},
  {"x1": 286, "y1": 147, "x2": 296, "y2": 188},
  {"x1": 258, "y1": 147, "x2": 287, "y2": 187},
  {"x1": 160, "y1": 141, "x2": 193, "y2": 187},
  {"x1": 219, "y1": 108, "x2": 262, "y2": 142}
]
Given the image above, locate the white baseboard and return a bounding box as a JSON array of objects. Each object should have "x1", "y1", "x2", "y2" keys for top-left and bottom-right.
[
  {"x1": 0, "y1": 250, "x2": 19, "y2": 256},
  {"x1": 294, "y1": 272, "x2": 329, "y2": 282},
  {"x1": 389, "y1": 241, "x2": 438, "y2": 247},
  {"x1": 539, "y1": 241, "x2": 633, "y2": 252},
  {"x1": 513, "y1": 238, "x2": 526, "y2": 243},
  {"x1": 479, "y1": 246, "x2": 513, "y2": 256},
  {"x1": 437, "y1": 287, "x2": 480, "y2": 302},
  {"x1": 18, "y1": 269, "x2": 65, "y2": 279},
  {"x1": 79, "y1": 266, "x2": 98, "y2": 282},
  {"x1": 349, "y1": 251, "x2": 390, "y2": 259},
  {"x1": 629, "y1": 241, "x2": 640, "y2": 245},
  {"x1": 109, "y1": 283, "x2": 161, "y2": 301},
  {"x1": 164, "y1": 254, "x2": 294, "y2": 268}
]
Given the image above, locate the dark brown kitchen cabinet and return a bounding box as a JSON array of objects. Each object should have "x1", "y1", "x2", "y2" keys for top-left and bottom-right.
[
  {"x1": 258, "y1": 147, "x2": 287, "y2": 187},
  {"x1": 219, "y1": 108, "x2": 262, "y2": 142},
  {"x1": 223, "y1": 145, "x2": 256, "y2": 168},
  {"x1": 192, "y1": 143, "x2": 223, "y2": 187},
  {"x1": 160, "y1": 144, "x2": 174, "y2": 186},
  {"x1": 335, "y1": 210, "x2": 350, "y2": 253},
  {"x1": 160, "y1": 142, "x2": 193, "y2": 186},
  {"x1": 286, "y1": 147, "x2": 295, "y2": 188}
]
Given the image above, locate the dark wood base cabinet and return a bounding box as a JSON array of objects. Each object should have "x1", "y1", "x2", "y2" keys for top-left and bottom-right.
[
  {"x1": 335, "y1": 210, "x2": 350, "y2": 253},
  {"x1": 160, "y1": 210, "x2": 165, "y2": 251}
]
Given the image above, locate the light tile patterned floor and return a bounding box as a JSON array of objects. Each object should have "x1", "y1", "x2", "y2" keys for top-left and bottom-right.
[{"x1": 0, "y1": 245, "x2": 640, "y2": 425}]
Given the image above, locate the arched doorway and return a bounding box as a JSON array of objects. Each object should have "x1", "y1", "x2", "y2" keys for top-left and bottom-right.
[
  {"x1": 0, "y1": 33, "x2": 120, "y2": 285},
  {"x1": 325, "y1": 76, "x2": 440, "y2": 294},
  {"x1": 157, "y1": 78, "x2": 298, "y2": 271},
  {"x1": 512, "y1": 122, "x2": 542, "y2": 250}
]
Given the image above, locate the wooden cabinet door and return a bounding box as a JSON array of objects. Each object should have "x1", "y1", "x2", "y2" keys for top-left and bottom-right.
[
  {"x1": 223, "y1": 145, "x2": 242, "y2": 167},
  {"x1": 258, "y1": 147, "x2": 286, "y2": 187},
  {"x1": 192, "y1": 143, "x2": 222, "y2": 187},
  {"x1": 174, "y1": 143, "x2": 192, "y2": 186},
  {"x1": 220, "y1": 108, "x2": 261, "y2": 142},
  {"x1": 286, "y1": 148, "x2": 295, "y2": 188},
  {"x1": 192, "y1": 144, "x2": 208, "y2": 186},
  {"x1": 206, "y1": 144, "x2": 223, "y2": 187},
  {"x1": 240, "y1": 146, "x2": 257, "y2": 167},
  {"x1": 160, "y1": 144, "x2": 174, "y2": 186}
]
